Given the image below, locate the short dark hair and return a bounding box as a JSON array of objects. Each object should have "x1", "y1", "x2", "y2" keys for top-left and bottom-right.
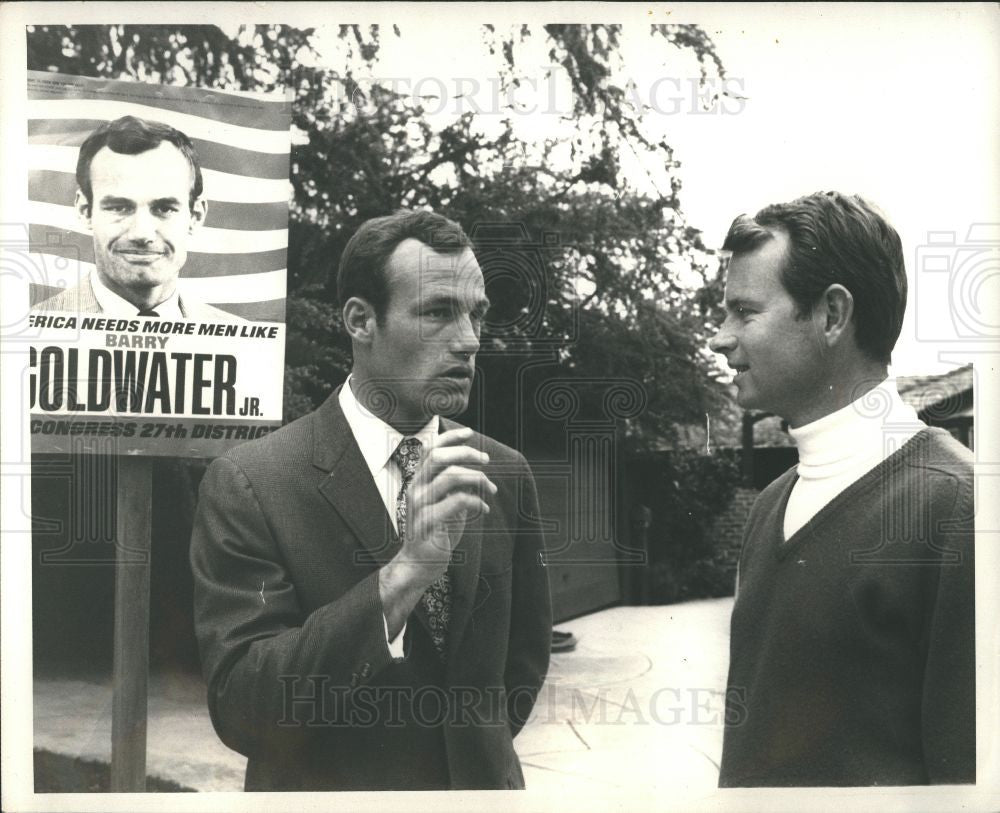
[
  {"x1": 76, "y1": 115, "x2": 203, "y2": 209},
  {"x1": 722, "y1": 191, "x2": 906, "y2": 364},
  {"x1": 337, "y1": 210, "x2": 472, "y2": 321}
]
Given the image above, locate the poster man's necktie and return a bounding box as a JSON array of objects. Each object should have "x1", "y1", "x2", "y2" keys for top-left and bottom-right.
[{"x1": 392, "y1": 437, "x2": 451, "y2": 659}]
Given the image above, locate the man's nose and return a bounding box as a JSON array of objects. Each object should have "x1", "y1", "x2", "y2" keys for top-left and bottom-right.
[
  {"x1": 123, "y1": 207, "x2": 157, "y2": 243},
  {"x1": 709, "y1": 322, "x2": 737, "y2": 354},
  {"x1": 451, "y1": 313, "x2": 481, "y2": 357}
]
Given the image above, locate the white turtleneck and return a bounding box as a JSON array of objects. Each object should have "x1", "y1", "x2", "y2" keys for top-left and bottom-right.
[{"x1": 783, "y1": 378, "x2": 925, "y2": 540}]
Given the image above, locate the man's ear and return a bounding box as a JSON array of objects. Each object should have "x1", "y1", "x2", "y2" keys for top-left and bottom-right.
[
  {"x1": 343, "y1": 296, "x2": 377, "y2": 343},
  {"x1": 819, "y1": 284, "x2": 854, "y2": 347},
  {"x1": 74, "y1": 189, "x2": 92, "y2": 230},
  {"x1": 189, "y1": 198, "x2": 208, "y2": 233}
]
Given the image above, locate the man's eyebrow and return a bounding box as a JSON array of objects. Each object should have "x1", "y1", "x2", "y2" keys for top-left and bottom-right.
[
  {"x1": 420, "y1": 293, "x2": 459, "y2": 307},
  {"x1": 724, "y1": 296, "x2": 761, "y2": 310},
  {"x1": 97, "y1": 195, "x2": 183, "y2": 207},
  {"x1": 419, "y1": 294, "x2": 492, "y2": 312}
]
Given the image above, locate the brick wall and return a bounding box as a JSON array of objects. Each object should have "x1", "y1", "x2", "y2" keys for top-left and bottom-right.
[{"x1": 710, "y1": 486, "x2": 759, "y2": 573}]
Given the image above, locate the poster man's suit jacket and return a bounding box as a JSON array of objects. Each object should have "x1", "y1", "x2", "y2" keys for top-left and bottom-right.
[
  {"x1": 190, "y1": 389, "x2": 552, "y2": 790},
  {"x1": 33, "y1": 275, "x2": 241, "y2": 321}
]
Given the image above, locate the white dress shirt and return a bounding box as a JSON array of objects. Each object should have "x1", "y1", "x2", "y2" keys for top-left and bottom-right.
[
  {"x1": 90, "y1": 271, "x2": 184, "y2": 319},
  {"x1": 339, "y1": 376, "x2": 439, "y2": 658},
  {"x1": 784, "y1": 377, "x2": 925, "y2": 539}
]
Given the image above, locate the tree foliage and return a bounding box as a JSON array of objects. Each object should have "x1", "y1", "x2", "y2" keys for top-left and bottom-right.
[
  {"x1": 27, "y1": 22, "x2": 733, "y2": 451},
  {"x1": 630, "y1": 448, "x2": 743, "y2": 603}
]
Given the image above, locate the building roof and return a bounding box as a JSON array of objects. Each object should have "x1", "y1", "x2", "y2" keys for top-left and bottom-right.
[{"x1": 895, "y1": 364, "x2": 973, "y2": 415}]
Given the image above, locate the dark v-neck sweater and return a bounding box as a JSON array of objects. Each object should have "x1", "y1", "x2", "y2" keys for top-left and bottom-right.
[{"x1": 719, "y1": 428, "x2": 975, "y2": 787}]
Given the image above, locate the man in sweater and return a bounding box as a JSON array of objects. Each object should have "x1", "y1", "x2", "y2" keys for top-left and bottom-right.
[{"x1": 709, "y1": 192, "x2": 975, "y2": 786}]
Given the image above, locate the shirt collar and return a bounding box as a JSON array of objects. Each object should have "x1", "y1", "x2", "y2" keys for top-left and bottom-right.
[
  {"x1": 90, "y1": 271, "x2": 183, "y2": 319},
  {"x1": 339, "y1": 375, "x2": 439, "y2": 478},
  {"x1": 789, "y1": 377, "x2": 921, "y2": 468}
]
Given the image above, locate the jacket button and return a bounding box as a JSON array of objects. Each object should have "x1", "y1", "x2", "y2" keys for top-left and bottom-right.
[{"x1": 361, "y1": 663, "x2": 371, "y2": 677}]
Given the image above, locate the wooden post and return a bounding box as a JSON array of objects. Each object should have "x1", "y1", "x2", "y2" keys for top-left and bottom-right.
[
  {"x1": 111, "y1": 456, "x2": 152, "y2": 792},
  {"x1": 629, "y1": 503, "x2": 652, "y2": 604}
]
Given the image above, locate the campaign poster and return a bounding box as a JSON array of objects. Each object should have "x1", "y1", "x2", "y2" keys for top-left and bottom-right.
[{"x1": 24, "y1": 70, "x2": 289, "y2": 457}]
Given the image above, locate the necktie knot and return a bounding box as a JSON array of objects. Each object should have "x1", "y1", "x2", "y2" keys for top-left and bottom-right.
[
  {"x1": 137, "y1": 308, "x2": 160, "y2": 317},
  {"x1": 392, "y1": 437, "x2": 423, "y2": 486}
]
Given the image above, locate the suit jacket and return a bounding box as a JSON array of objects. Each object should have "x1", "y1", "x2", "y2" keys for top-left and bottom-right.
[
  {"x1": 33, "y1": 276, "x2": 243, "y2": 321},
  {"x1": 189, "y1": 389, "x2": 552, "y2": 791}
]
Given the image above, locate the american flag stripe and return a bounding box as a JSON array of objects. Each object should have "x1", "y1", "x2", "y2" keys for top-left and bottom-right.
[
  {"x1": 28, "y1": 74, "x2": 291, "y2": 130},
  {"x1": 28, "y1": 121, "x2": 289, "y2": 179},
  {"x1": 27, "y1": 70, "x2": 291, "y2": 322},
  {"x1": 175, "y1": 270, "x2": 287, "y2": 303},
  {"x1": 27, "y1": 144, "x2": 290, "y2": 202},
  {"x1": 201, "y1": 299, "x2": 288, "y2": 322},
  {"x1": 27, "y1": 99, "x2": 290, "y2": 152},
  {"x1": 28, "y1": 171, "x2": 288, "y2": 231}
]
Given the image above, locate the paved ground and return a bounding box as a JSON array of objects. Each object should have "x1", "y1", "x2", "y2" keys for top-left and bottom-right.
[
  {"x1": 33, "y1": 598, "x2": 734, "y2": 794},
  {"x1": 517, "y1": 600, "x2": 732, "y2": 799},
  {"x1": 33, "y1": 670, "x2": 246, "y2": 792}
]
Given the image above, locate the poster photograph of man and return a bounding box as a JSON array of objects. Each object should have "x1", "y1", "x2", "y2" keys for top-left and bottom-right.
[
  {"x1": 0, "y1": 4, "x2": 997, "y2": 813},
  {"x1": 31, "y1": 115, "x2": 242, "y2": 321}
]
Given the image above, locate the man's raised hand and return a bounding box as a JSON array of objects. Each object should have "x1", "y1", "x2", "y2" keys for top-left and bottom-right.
[
  {"x1": 378, "y1": 427, "x2": 497, "y2": 635},
  {"x1": 402, "y1": 427, "x2": 496, "y2": 576}
]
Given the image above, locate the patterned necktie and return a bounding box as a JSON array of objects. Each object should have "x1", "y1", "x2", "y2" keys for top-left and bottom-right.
[
  {"x1": 392, "y1": 438, "x2": 451, "y2": 658},
  {"x1": 392, "y1": 437, "x2": 451, "y2": 659}
]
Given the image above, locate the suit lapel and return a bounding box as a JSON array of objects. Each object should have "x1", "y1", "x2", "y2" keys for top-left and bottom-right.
[
  {"x1": 313, "y1": 389, "x2": 399, "y2": 567},
  {"x1": 81, "y1": 276, "x2": 102, "y2": 312}
]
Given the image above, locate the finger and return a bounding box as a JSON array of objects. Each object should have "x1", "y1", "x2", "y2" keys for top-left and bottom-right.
[
  {"x1": 435, "y1": 491, "x2": 489, "y2": 519},
  {"x1": 410, "y1": 492, "x2": 490, "y2": 536},
  {"x1": 422, "y1": 466, "x2": 497, "y2": 502},
  {"x1": 411, "y1": 471, "x2": 495, "y2": 511},
  {"x1": 425, "y1": 442, "x2": 490, "y2": 466},
  {"x1": 414, "y1": 445, "x2": 490, "y2": 483},
  {"x1": 432, "y1": 427, "x2": 477, "y2": 449}
]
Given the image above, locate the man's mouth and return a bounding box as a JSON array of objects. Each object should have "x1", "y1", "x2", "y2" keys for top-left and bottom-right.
[
  {"x1": 731, "y1": 364, "x2": 750, "y2": 377},
  {"x1": 441, "y1": 367, "x2": 474, "y2": 381},
  {"x1": 114, "y1": 249, "x2": 164, "y2": 263}
]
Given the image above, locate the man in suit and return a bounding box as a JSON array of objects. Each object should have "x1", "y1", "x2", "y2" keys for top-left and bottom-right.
[
  {"x1": 710, "y1": 192, "x2": 975, "y2": 786},
  {"x1": 33, "y1": 115, "x2": 240, "y2": 321},
  {"x1": 190, "y1": 210, "x2": 552, "y2": 790}
]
